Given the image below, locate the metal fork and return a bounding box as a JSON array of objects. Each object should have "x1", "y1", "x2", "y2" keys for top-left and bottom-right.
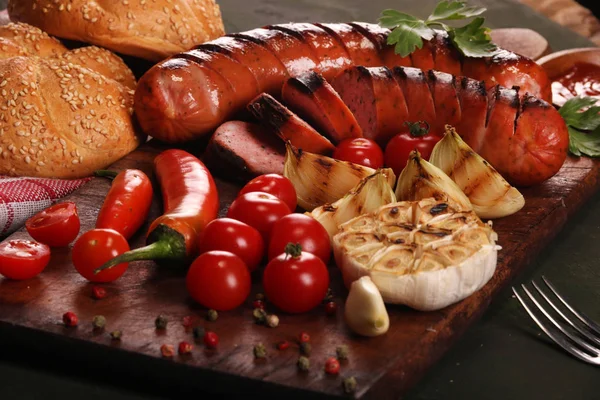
[{"x1": 512, "y1": 276, "x2": 600, "y2": 365}]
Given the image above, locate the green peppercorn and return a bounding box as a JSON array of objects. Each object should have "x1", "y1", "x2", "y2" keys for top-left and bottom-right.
[
  {"x1": 297, "y1": 356, "x2": 310, "y2": 371},
  {"x1": 266, "y1": 314, "x2": 279, "y2": 328},
  {"x1": 253, "y1": 343, "x2": 267, "y2": 359},
  {"x1": 109, "y1": 330, "x2": 122, "y2": 340},
  {"x1": 299, "y1": 342, "x2": 312, "y2": 356},
  {"x1": 255, "y1": 293, "x2": 265, "y2": 300},
  {"x1": 192, "y1": 326, "x2": 205, "y2": 339},
  {"x1": 336, "y1": 345, "x2": 349, "y2": 361},
  {"x1": 252, "y1": 308, "x2": 267, "y2": 324},
  {"x1": 206, "y1": 309, "x2": 218, "y2": 322},
  {"x1": 155, "y1": 315, "x2": 168, "y2": 329},
  {"x1": 92, "y1": 315, "x2": 106, "y2": 330},
  {"x1": 342, "y1": 377, "x2": 357, "y2": 394}
]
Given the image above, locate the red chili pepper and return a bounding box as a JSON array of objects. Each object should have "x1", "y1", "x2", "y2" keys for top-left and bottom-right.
[
  {"x1": 204, "y1": 331, "x2": 219, "y2": 349},
  {"x1": 299, "y1": 332, "x2": 310, "y2": 343},
  {"x1": 178, "y1": 341, "x2": 193, "y2": 354},
  {"x1": 324, "y1": 301, "x2": 337, "y2": 315},
  {"x1": 277, "y1": 340, "x2": 290, "y2": 351},
  {"x1": 252, "y1": 299, "x2": 265, "y2": 310},
  {"x1": 95, "y1": 169, "x2": 153, "y2": 239},
  {"x1": 95, "y1": 150, "x2": 219, "y2": 273},
  {"x1": 92, "y1": 286, "x2": 107, "y2": 299},
  {"x1": 63, "y1": 311, "x2": 78, "y2": 327},
  {"x1": 324, "y1": 357, "x2": 340, "y2": 375}
]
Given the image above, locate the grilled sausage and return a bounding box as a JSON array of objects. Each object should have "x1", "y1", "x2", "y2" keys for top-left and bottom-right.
[{"x1": 135, "y1": 22, "x2": 552, "y2": 143}]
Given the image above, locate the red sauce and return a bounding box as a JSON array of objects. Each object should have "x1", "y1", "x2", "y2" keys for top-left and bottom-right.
[{"x1": 551, "y1": 62, "x2": 600, "y2": 106}]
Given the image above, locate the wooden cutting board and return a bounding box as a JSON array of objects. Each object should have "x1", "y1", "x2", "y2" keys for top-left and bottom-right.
[{"x1": 1, "y1": 137, "x2": 600, "y2": 398}]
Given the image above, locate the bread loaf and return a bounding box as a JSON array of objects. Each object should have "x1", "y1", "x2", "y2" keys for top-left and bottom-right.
[
  {"x1": 0, "y1": 56, "x2": 142, "y2": 178},
  {"x1": 8, "y1": 0, "x2": 226, "y2": 61}
]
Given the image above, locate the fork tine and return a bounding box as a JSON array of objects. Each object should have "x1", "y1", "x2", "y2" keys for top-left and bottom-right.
[
  {"x1": 520, "y1": 284, "x2": 599, "y2": 355},
  {"x1": 531, "y1": 280, "x2": 600, "y2": 347},
  {"x1": 512, "y1": 287, "x2": 600, "y2": 365},
  {"x1": 542, "y1": 276, "x2": 600, "y2": 336}
]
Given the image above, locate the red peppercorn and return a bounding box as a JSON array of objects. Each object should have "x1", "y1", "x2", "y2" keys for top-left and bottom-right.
[
  {"x1": 299, "y1": 332, "x2": 310, "y2": 343},
  {"x1": 161, "y1": 344, "x2": 175, "y2": 357},
  {"x1": 178, "y1": 341, "x2": 193, "y2": 355},
  {"x1": 203, "y1": 331, "x2": 219, "y2": 349},
  {"x1": 252, "y1": 299, "x2": 265, "y2": 310},
  {"x1": 92, "y1": 286, "x2": 107, "y2": 299},
  {"x1": 62, "y1": 311, "x2": 78, "y2": 327},
  {"x1": 324, "y1": 357, "x2": 340, "y2": 375},
  {"x1": 182, "y1": 316, "x2": 193, "y2": 328},
  {"x1": 324, "y1": 301, "x2": 337, "y2": 315},
  {"x1": 277, "y1": 340, "x2": 290, "y2": 351}
]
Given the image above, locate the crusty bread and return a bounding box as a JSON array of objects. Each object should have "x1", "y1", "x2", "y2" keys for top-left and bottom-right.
[
  {"x1": 0, "y1": 56, "x2": 143, "y2": 178},
  {"x1": 7, "y1": 0, "x2": 226, "y2": 62}
]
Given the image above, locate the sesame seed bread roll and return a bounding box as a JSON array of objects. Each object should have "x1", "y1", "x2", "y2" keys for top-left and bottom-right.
[
  {"x1": 7, "y1": 0, "x2": 226, "y2": 62},
  {"x1": 0, "y1": 22, "x2": 67, "y2": 59},
  {"x1": 0, "y1": 56, "x2": 143, "y2": 178}
]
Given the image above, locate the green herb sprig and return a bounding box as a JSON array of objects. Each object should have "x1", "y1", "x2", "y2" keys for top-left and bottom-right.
[
  {"x1": 558, "y1": 97, "x2": 600, "y2": 157},
  {"x1": 378, "y1": 1, "x2": 498, "y2": 58}
]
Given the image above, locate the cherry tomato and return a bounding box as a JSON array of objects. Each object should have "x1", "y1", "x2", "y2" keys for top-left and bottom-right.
[
  {"x1": 186, "y1": 251, "x2": 251, "y2": 311},
  {"x1": 0, "y1": 239, "x2": 50, "y2": 280},
  {"x1": 198, "y1": 218, "x2": 264, "y2": 272},
  {"x1": 268, "y1": 214, "x2": 331, "y2": 264},
  {"x1": 384, "y1": 121, "x2": 442, "y2": 176},
  {"x1": 226, "y1": 192, "x2": 291, "y2": 242},
  {"x1": 263, "y1": 246, "x2": 329, "y2": 314},
  {"x1": 238, "y1": 174, "x2": 297, "y2": 211},
  {"x1": 71, "y1": 229, "x2": 129, "y2": 283},
  {"x1": 25, "y1": 202, "x2": 80, "y2": 247},
  {"x1": 333, "y1": 138, "x2": 384, "y2": 169}
]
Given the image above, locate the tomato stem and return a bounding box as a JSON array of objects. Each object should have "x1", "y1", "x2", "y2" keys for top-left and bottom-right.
[
  {"x1": 94, "y1": 224, "x2": 188, "y2": 274},
  {"x1": 94, "y1": 170, "x2": 119, "y2": 180},
  {"x1": 405, "y1": 121, "x2": 430, "y2": 137},
  {"x1": 284, "y1": 242, "x2": 302, "y2": 258}
]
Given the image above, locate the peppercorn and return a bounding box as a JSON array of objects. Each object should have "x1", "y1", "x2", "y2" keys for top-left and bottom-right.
[
  {"x1": 252, "y1": 299, "x2": 265, "y2": 310},
  {"x1": 109, "y1": 330, "x2": 122, "y2": 340},
  {"x1": 253, "y1": 343, "x2": 267, "y2": 359},
  {"x1": 336, "y1": 345, "x2": 349, "y2": 361},
  {"x1": 277, "y1": 340, "x2": 290, "y2": 351},
  {"x1": 182, "y1": 316, "x2": 193, "y2": 328},
  {"x1": 161, "y1": 344, "x2": 175, "y2": 357},
  {"x1": 299, "y1": 332, "x2": 310, "y2": 343},
  {"x1": 299, "y1": 342, "x2": 312, "y2": 356},
  {"x1": 203, "y1": 331, "x2": 219, "y2": 349},
  {"x1": 342, "y1": 377, "x2": 357, "y2": 394},
  {"x1": 206, "y1": 309, "x2": 218, "y2": 322},
  {"x1": 324, "y1": 357, "x2": 340, "y2": 375},
  {"x1": 192, "y1": 326, "x2": 205, "y2": 339},
  {"x1": 297, "y1": 356, "x2": 310, "y2": 372},
  {"x1": 155, "y1": 315, "x2": 168, "y2": 330},
  {"x1": 266, "y1": 314, "x2": 279, "y2": 328},
  {"x1": 62, "y1": 311, "x2": 78, "y2": 327},
  {"x1": 178, "y1": 341, "x2": 193, "y2": 355},
  {"x1": 92, "y1": 315, "x2": 106, "y2": 330},
  {"x1": 253, "y1": 308, "x2": 267, "y2": 324},
  {"x1": 91, "y1": 286, "x2": 107, "y2": 300},
  {"x1": 325, "y1": 301, "x2": 337, "y2": 315},
  {"x1": 255, "y1": 293, "x2": 265, "y2": 300}
]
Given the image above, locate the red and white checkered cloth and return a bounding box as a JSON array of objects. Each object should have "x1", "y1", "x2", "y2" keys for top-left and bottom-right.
[{"x1": 0, "y1": 176, "x2": 91, "y2": 237}]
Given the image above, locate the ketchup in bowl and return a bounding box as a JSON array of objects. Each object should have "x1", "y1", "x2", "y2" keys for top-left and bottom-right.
[{"x1": 551, "y1": 62, "x2": 600, "y2": 106}]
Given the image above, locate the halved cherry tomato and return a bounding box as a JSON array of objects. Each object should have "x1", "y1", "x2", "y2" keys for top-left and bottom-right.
[
  {"x1": 238, "y1": 174, "x2": 297, "y2": 211},
  {"x1": 384, "y1": 121, "x2": 442, "y2": 176},
  {"x1": 72, "y1": 229, "x2": 129, "y2": 282},
  {"x1": 186, "y1": 251, "x2": 251, "y2": 311},
  {"x1": 263, "y1": 244, "x2": 329, "y2": 314},
  {"x1": 25, "y1": 202, "x2": 80, "y2": 247},
  {"x1": 0, "y1": 239, "x2": 50, "y2": 280},
  {"x1": 333, "y1": 138, "x2": 384, "y2": 169},
  {"x1": 268, "y1": 214, "x2": 331, "y2": 264},
  {"x1": 227, "y1": 192, "x2": 291, "y2": 242},
  {"x1": 198, "y1": 218, "x2": 264, "y2": 272}
]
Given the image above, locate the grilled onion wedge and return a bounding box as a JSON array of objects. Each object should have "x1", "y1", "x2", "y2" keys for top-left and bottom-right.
[{"x1": 333, "y1": 198, "x2": 500, "y2": 311}]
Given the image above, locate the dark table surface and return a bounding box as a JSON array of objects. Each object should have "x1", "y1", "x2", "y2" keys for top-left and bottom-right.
[{"x1": 1, "y1": 1, "x2": 599, "y2": 399}]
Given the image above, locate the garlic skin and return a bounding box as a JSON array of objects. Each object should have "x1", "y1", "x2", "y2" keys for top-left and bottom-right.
[
  {"x1": 345, "y1": 276, "x2": 390, "y2": 337},
  {"x1": 310, "y1": 170, "x2": 396, "y2": 240},
  {"x1": 429, "y1": 126, "x2": 524, "y2": 219},
  {"x1": 283, "y1": 143, "x2": 396, "y2": 211}
]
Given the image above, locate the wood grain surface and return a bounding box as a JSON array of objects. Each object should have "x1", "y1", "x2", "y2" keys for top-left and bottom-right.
[{"x1": 1, "y1": 138, "x2": 599, "y2": 399}]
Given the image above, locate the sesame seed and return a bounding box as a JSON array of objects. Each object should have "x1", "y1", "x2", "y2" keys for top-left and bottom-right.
[
  {"x1": 0, "y1": 80, "x2": 7, "y2": 87},
  {"x1": 13, "y1": 121, "x2": 20, "y2": 127},
  {"x1": 59, "y1": 138, "x2": 66, "y2": 146},
  {"x1": 84, "y1": 139, "x2": 92, "y2": 144},
  {"x1": 37, "y1": 161, "x2": 45, "y2": 166},
  {"x1": 25, "y1": 156, "x2": 31, "y2": 164},
  {"x1": 72, "y1": 159, "x2": 79, "y2": 164}
]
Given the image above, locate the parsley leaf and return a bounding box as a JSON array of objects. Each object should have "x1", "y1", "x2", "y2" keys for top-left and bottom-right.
[
  {"x1": 378, "y1": 1, "x2": 498, "y2": 58},
  {"x1": 559, "y1": 96, "x2": 600, "y2": 157}
]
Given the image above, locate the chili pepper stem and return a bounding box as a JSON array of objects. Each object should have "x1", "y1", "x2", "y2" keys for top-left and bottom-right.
[{"x1": 94, "y1": 170, "x2": 119, "y2": 179}]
